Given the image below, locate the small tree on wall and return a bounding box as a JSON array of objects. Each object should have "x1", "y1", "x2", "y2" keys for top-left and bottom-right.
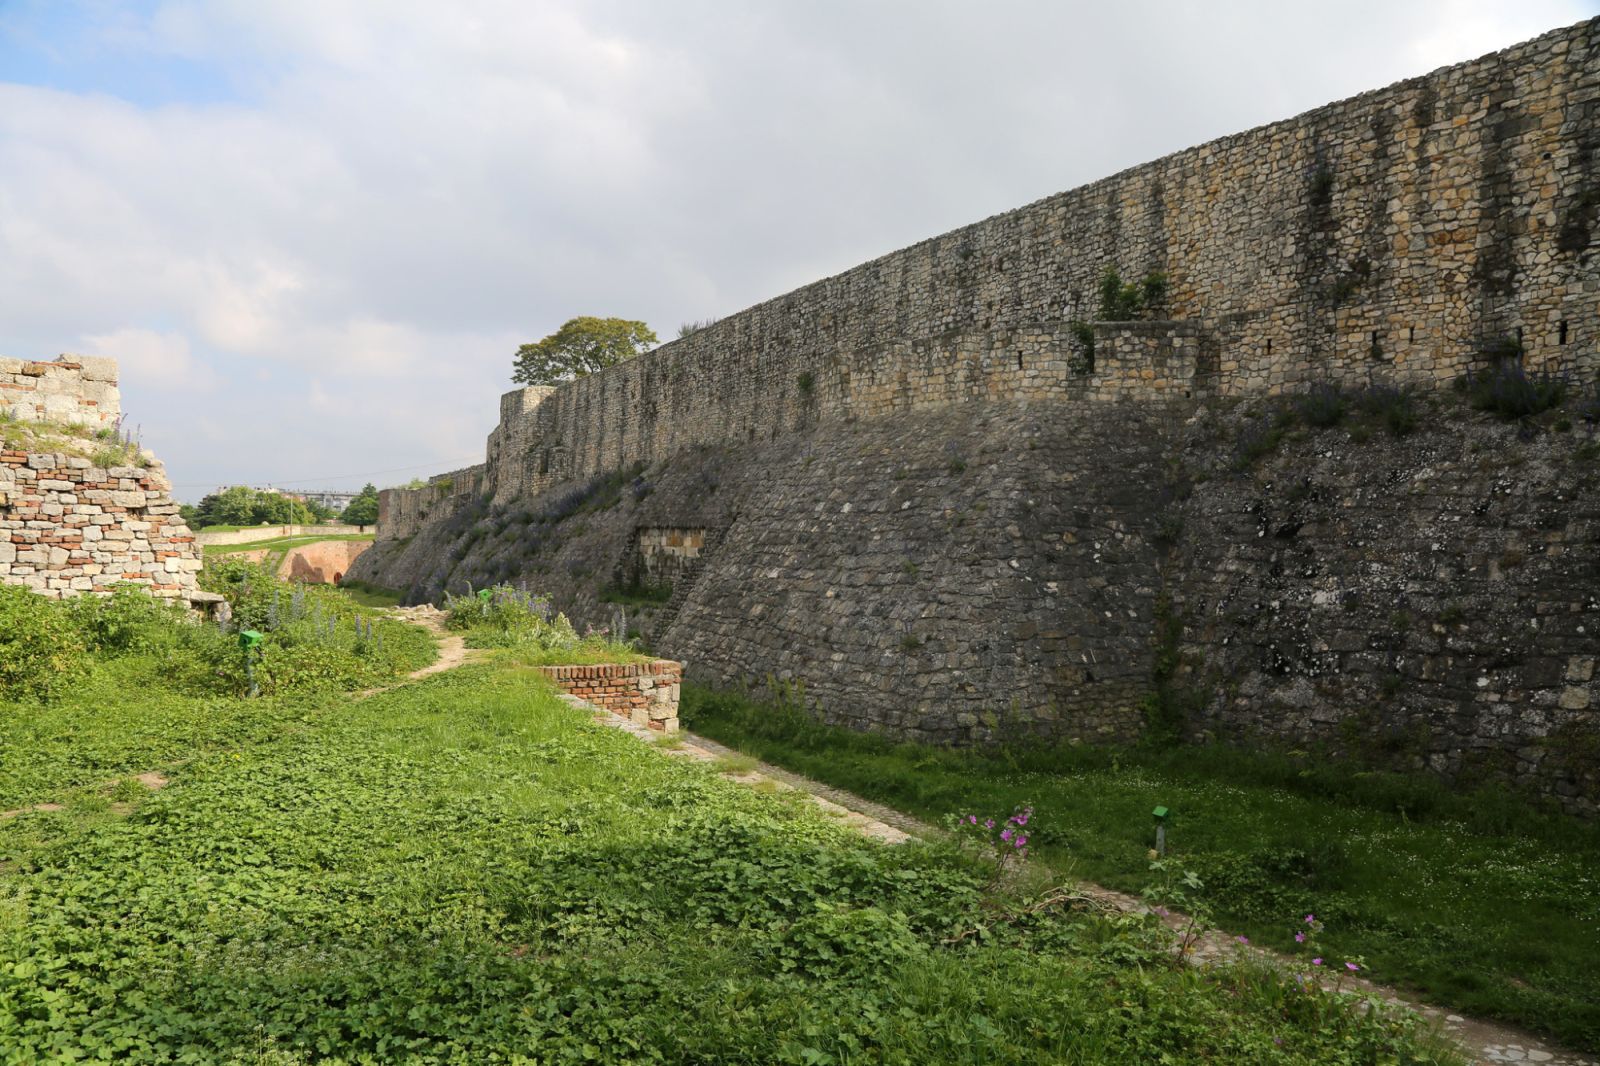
[{"x1": 512, "y1": 317, "x2": 659, "y2": 386}]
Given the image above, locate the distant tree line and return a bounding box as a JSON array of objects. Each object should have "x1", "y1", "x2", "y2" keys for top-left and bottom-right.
[{"x1": 182, "y1": 485, "x2": 372, "y2": 530}]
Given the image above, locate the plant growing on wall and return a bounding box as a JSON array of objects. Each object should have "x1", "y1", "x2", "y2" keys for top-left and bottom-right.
[
  {"x1": 512, "y1": 317, "x2": 659, "y2": 385},
  {"x1": 1096, "y1": 266, "x2": 1168, "y2": 321},
  {"x1": 1067, "y1": 267, "x2": 1168, "y2": 375}
]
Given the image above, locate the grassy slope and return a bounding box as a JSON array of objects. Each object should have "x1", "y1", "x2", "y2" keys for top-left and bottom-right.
[
  {"x1": 0, "y1": 663, "x2": 1460, "y2": 1063},
  {"x1": 203, "y1": 532, "x2": 374, "y2": 561},
  {"x1": 337, "y1": 579, "x2": 406, "y2": 608},
  {"x1": 680, "y1": 685, "x2": 1600, "y2": 1052}
]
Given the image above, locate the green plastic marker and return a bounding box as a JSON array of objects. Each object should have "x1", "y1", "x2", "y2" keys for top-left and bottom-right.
[
  {"x1": 239, "y1": 629, "x2": 264, "y2": 698},
  {"x1": 1153, "y1": 805, "x2": 1170, "y2": 857}
]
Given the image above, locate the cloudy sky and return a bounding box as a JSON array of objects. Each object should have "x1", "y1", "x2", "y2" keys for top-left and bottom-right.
[{"x1": 1, "y1": 1, "x2": 1593, "y2": 500}]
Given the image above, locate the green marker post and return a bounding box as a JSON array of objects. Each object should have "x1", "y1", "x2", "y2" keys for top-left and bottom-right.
[{"x1": 239, "y1": 629, "x2": 264, "y2": 698}]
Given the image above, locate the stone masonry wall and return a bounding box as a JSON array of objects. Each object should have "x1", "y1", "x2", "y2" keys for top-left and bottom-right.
[
  {"x1": 379, "y1": 17, "x2": 1598, "y2": 527},
  {"x1": 0, "y1": 453, "x2": 202, "y2": 601},
  {"x1": 357, "y1": 21, "x2": 1600, "y2": 813},
  {"x1": 0, "y1": 356, "x2": 119, "y2": 428},
  {"x1": 1171, "y1": 407, "x2": 1600, "y2": 814},
  {"x1": 0, "y1": 357, "x2": 203, "y2": 603}
]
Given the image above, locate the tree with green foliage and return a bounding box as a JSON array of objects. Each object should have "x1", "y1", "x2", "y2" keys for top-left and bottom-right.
[
  {"x1": 512, "y1": 316, "x2": 658, "y2": 386},
  {"x1": 189, "y1": 486, "x2": 314, "y2": 529},
  {"x1": 342, "y1": 483, "x2": 380, "y2": 528}
]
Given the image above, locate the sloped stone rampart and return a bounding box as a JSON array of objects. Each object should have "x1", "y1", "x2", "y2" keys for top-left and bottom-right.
[{"x1": 351, "y1": 395, "x2": 1600, "y2": 814}]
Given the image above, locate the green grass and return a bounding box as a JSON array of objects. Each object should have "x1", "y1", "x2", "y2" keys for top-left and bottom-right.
[
  {"x1": 337, "y1": 579, "x2": 405, "y2": 609},
  {"x1": 0, "y1": 659, "x2": 1462, "y2": 1062},
  {"x1": 203, "y1": 532, "x2": 374, "y2": 558},
  {"x1": 487, "y1": 641, "x2": 654, "y2": 666},
  {"x1": 680, "y1": 684, "x2": 1600, "y2": 1053}
]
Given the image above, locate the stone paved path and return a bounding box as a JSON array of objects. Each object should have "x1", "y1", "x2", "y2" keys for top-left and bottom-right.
[{"x1": 576, "y1": 701, "x2": 1595, "y2": 1066}]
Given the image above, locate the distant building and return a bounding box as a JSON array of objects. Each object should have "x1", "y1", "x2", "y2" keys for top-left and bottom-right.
[{"x1": 275, "y1": 488, "x2": 359, "y2": 513}]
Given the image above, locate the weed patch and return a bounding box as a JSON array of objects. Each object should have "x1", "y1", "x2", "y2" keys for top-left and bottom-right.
[
  {"x1": 682, "y1": 684, "x2": 1600, "y2": 1050},
  {"x1": 0, "y1": 662, "x2": 1463, "y2": 1063}
]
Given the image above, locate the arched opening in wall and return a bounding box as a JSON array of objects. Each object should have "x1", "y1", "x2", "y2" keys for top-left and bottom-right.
[
  {"x1": 1266, "y1": 338, "x2": 1272, "y2": 356},
  {"x1": 1559, "y1": 320, "x2": 1568, "y2": 346},
  {"x1": 333, "y1": 571, "x2": 343, "y2": 585}
]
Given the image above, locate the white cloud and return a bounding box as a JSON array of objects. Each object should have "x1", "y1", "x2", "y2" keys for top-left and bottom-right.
[
  {"x1": 78, "y1": 326, "x2": 214, "y2": 390},
  {"x1": 1, "y1": 0, "x2": 1591, "y2": 496}
]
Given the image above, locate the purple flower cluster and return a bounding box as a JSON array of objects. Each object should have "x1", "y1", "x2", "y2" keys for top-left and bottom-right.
[
  {"x1": 954, "y1": 805, "x2": 1037, "y2": 887},
  {"x1": 1291, "y1": 913, "x2": 1360, "y2": 979}
]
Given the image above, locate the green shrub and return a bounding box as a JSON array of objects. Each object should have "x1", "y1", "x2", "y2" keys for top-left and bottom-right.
[
  {"x1": 0, "y1": 586, "x2": 85, "y2": 701},
  {"x1": 1294, "y1": 383, "x2": 1347, "y2": 427},
  {"x1": 199, "y1": 559, "x2": 434, "y2": 693},
  {"x1": 1462, "y1": 364, "x2": 1568, "y2": 420},
  {"x1": 1354, "y1": 382, "x2": 1419, "y2": 436},
  {"x1": 66, "y1": 583, "x2": 180, "y2": 653}
]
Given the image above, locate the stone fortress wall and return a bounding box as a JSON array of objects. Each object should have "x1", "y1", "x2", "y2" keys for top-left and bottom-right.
[
  {"x1": 383, "y1": 16, "x2": 1598, "y2": 525},
  {"x1": 358, "y1": 20, "x2": 1600, "y2": 812},
  {"x1": 0, "y1": 356, "x2": 205, "y2": 604}
]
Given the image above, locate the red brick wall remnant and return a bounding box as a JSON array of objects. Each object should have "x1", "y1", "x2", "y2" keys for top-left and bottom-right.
[{"x1": 534, "y1": 660, "x2": 681, "y2": 732}]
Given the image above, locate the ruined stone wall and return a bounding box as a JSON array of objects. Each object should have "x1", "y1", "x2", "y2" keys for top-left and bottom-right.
[
  {"x1": 0, "y1": 358, "x2": 203, "y2": 602},
  {"x1": 376, "y1": 17, "x2": 1598, "y2": 529},
  {"x1": 0, "y1": 453, "x2": 201, "y2": 600},
  {"x1": 536, "y1": 660, "x2": 682, "y2": 733},
  {"x1": 0, "y1": 356, "x2": 120, "y2": 428}
]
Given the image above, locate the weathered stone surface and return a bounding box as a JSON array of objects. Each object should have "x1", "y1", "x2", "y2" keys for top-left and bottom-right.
[
  {"x1": 0, "y1": 359, "x2": 202, "y2": 603},
  {"x1": 354, "y1": 19, "x2": 1600, "y2": 814}
]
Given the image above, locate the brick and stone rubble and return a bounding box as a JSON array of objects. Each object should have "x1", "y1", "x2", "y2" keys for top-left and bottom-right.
[
  {"x1": 533, "y1": 660, "x2": 681, "y2": 732},
  {"x1": 0, "y1": 357, "x2": 206, "y2": 604}
]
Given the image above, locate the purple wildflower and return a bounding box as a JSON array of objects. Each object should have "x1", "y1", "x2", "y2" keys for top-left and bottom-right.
[
  {"x1": 1345, "y1": 962, "x2": 1359, "y2": 972},
  {"x1": 1312, "y1": 958, "x2": 1323, "y2": 967},
  {"x1": 1295, "y1": 932, "x2": 1306, "y2": 943}
]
